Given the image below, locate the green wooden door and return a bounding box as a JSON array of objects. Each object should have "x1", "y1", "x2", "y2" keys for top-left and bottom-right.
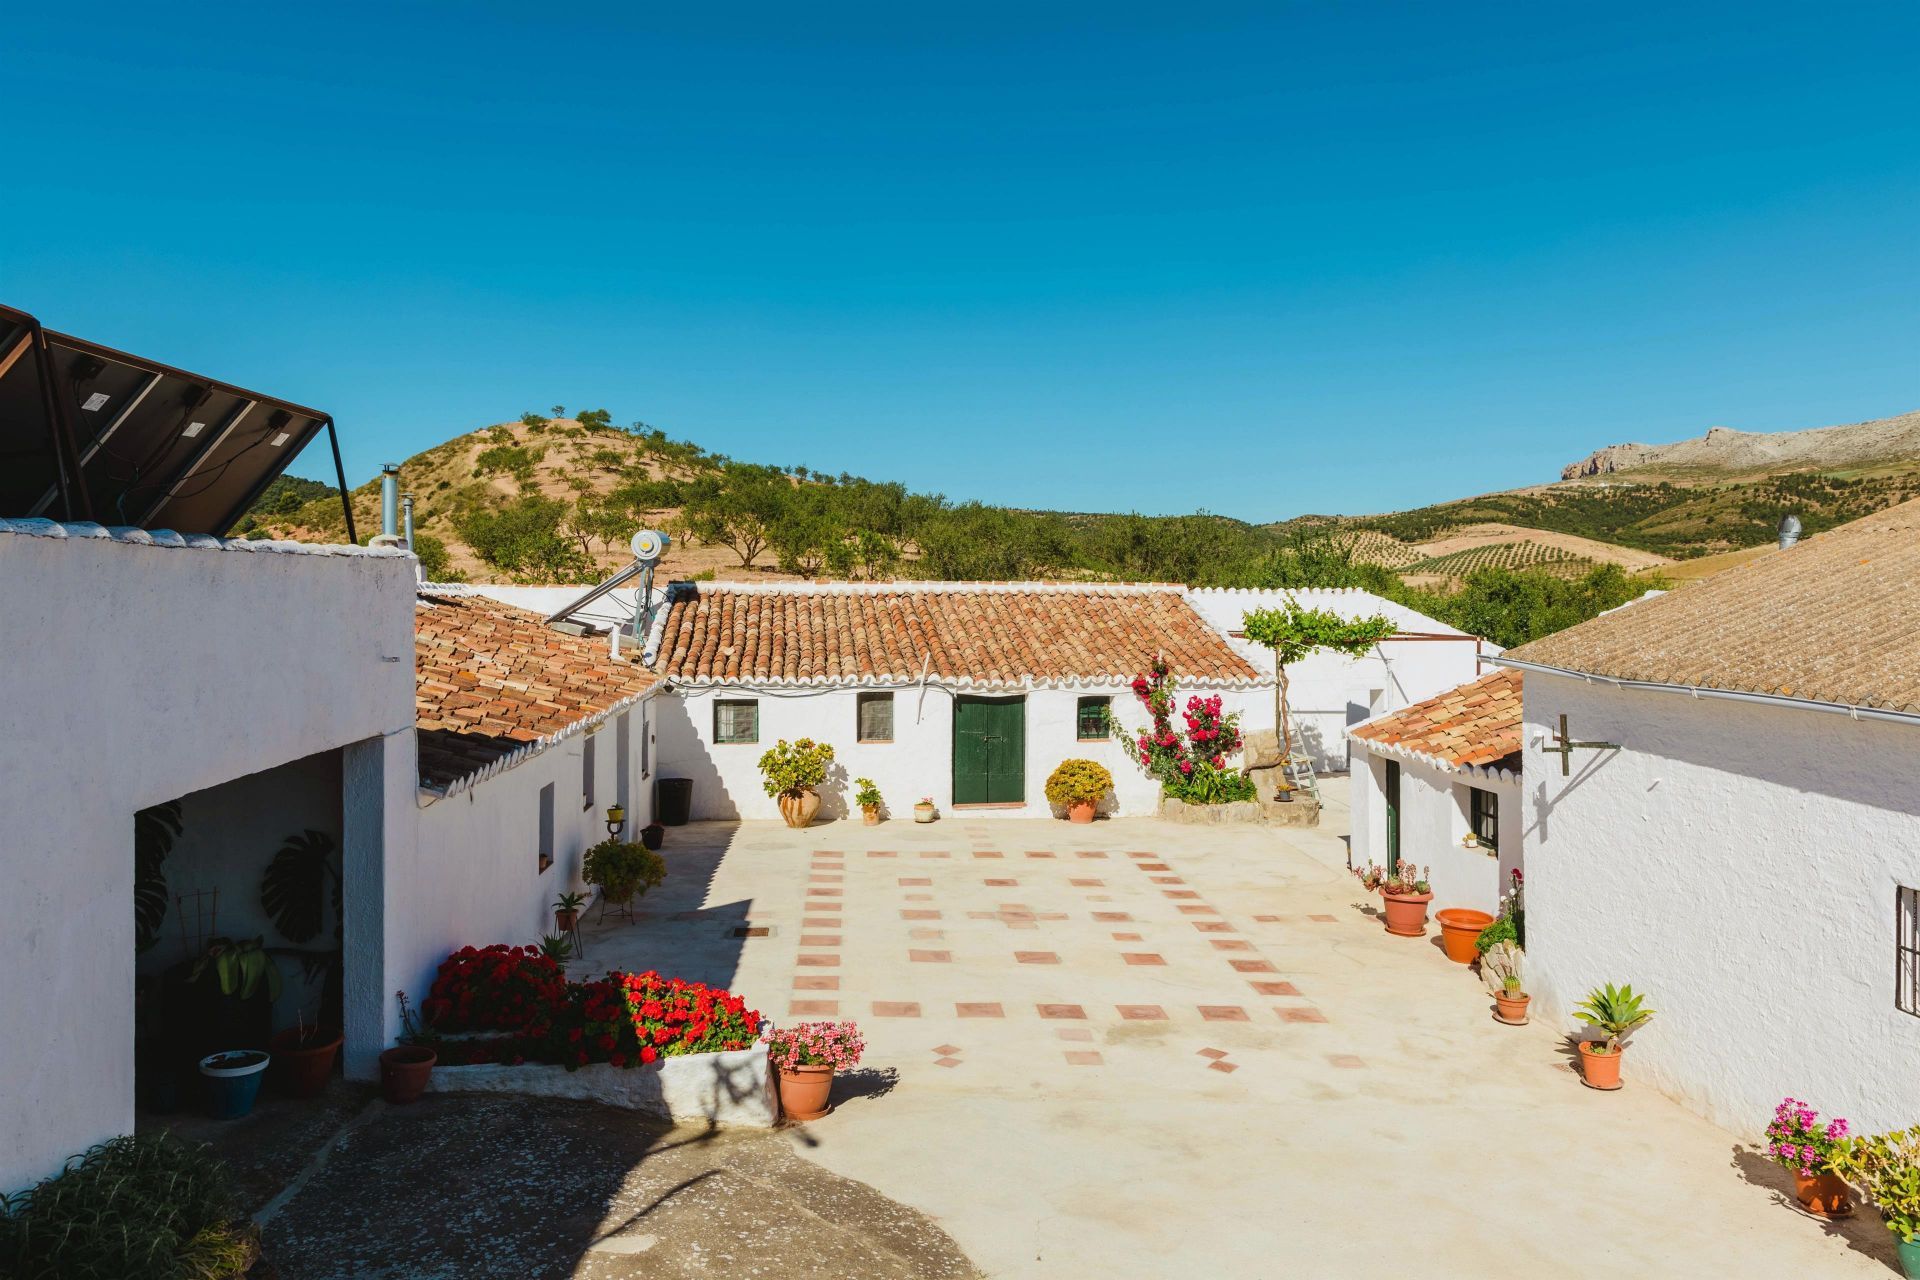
[
  {"x1": 1384, "y1": 760, "x2": 1401, "y2": 872},
  {"x1": 953, "y1": 696, "x2": 1026, "y2": 804}
]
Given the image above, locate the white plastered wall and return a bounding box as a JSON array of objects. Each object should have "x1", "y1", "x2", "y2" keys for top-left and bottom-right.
[
  {"x1": 1520, "y1": 670, "x2": 1920, "y2": 1135},
  {"x1": 0, "y1": 527, "x2": 415, "y2": 1195}
]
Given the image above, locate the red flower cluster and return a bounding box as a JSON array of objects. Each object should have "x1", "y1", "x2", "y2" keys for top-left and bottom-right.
[
  {"x1": 414, "y1": 948, "x2": 763, "y2": 1073},
  {"x1": 1126, "y1": 662, "x2": 1247, "y2": 793},
  {"x1": 423, "y1": 944, "x2": 567, "y2": 1034}
]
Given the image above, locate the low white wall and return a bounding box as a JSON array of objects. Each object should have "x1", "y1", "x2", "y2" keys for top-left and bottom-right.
[
  {"x1": 654, "y1": 683, "x2": 1265, "y2": 821},
  {"x1": 1521, "y1": 671, "x2": 1920, "y2": 1136},
  {"x1": 0, "y1": 526, "x2": 415, "y2": 1195},
  {"x1": 425, "y1": 1044, "x2": 775, "y2": 1127},
  {"x1": 1349, "y1": 747, "x2": 1520, "y2": 915}
]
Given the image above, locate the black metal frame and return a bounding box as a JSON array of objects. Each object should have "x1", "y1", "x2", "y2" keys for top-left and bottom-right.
[
  {"x1": 1470, "y1": 786, "x2": 1500, "y2": 853},
  {"x1": 1898, "y1": 886, "x2": 1920, "y2": 1018}
]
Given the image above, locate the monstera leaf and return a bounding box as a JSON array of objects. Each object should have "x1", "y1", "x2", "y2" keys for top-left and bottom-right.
[
  {"x1": 134, "y1": 801, "x2": 183, "y2": 953},
  {"x1": 261, "y1": 830, "x2": 339, "y2": 944}
]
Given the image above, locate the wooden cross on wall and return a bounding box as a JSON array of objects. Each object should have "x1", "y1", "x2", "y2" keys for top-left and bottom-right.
[{"x1": 1542, "y1": 713, "x2": 1620, "y2": 776}]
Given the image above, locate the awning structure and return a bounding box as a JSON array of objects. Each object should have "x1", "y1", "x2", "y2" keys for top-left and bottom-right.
[{"x1": 0, "y1": 303, "x2": 354, "y2": 539}]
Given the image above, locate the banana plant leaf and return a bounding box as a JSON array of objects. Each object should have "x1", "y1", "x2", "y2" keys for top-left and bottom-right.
[{"x1": 133, "y1": 801, "x2": 183, "y2": 953}]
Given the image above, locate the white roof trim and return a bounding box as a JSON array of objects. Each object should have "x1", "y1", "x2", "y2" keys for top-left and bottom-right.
[
  {"x1": 0, "y1": 517, "x2": 411, "y2": 558},
  {"x1": 1345, "y1": 729, "x2": 1521, "y2": 785},
  {"x1": 419, "y1": 685, "x2": 661, "y2": 804},
  {"x1": 666, "y1": 672, "x2": 1268, "y2": 692},
  {"x1": 1493, "y1": 654, "x2": 1920, "y2": 730}
]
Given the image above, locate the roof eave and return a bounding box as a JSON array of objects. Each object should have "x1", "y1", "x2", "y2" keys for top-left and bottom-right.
[{"x1": 1491, "y1": 655, "x2": 1920, "y2": 729}]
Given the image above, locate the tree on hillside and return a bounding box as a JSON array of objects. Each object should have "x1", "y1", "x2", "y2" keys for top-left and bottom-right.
[
  {"x1": 1242, "y1": 602, "x2": 1397, "y2": 782},
  {"x1": 458, "y1": 496, "x2": 592, "y2": 582},
  {"x1": 563, "y1": 495, "x2": 639, "y2": 560},
  {"x1": 576, "y1": 408, "x2": 613, "y2": 430},
  {"x1": 676, "y1": 467, "x2": 789, "y2": 568}
]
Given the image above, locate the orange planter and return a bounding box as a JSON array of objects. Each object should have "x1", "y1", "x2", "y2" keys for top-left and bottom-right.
[
  {"x1": 1794, "y1": 1170, "x2": 1854, "y2": 1218},
  {"x1": 1493, "y1": 992, "x2": 1531, "y2": 1025},
  {"x1": 1067, "y1": 801, "x2": 1096, "y2": 824},
  {"x1": 777, "y1": 1062, "x2": 835, "y2": 1121},
  {"x1": 1380, "y1": 890, "x2": 1434, "y2": 937},
  {"x1": 1576, "y1": 1042, "x2": 1624, "y2": 1090},
  {"x1": 1436, "y1": 909, "x2": 1494, "y2": 964}
]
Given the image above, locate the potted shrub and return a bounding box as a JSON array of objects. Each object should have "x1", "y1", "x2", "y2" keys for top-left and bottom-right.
[
  {"x1": 1045, "y1": 759, "x2": 1113, "y2": 823},
  {"x1": 1355, "y1": 861, "x2": 1432, "y2": 936},
  {"x1": 268, "y1": 1011, "x2": 342, "y2": 1098},
  {"x1": 1571, "y1": 982, "x2": 1653, "y2": 1090},
  {"x1": 1767, "y1": 1097, "x2": 1855, "y2": 1218},
  {"x1": 198, "y1": 1049, "x2": 271, "y2": 1119},
  {"x1": 758, "y1": 738, "x2": 835, "y2": 828},
  {"x1": 768, "y1": 1020, "x2": 866, "y2": 1122},
  {"x1": 380, "y1": 991, "x2": 438, "y2": 1105},
  {"x1": 1480, "y1": 941, "x2": 1529, "y2": 1024},
  {"x1": 582, "y1": 839, "x2": 667, "y2": 916},
  {"x1": 640, "y1": 821, "x2": 666, "y2": 851},
  {"x1": 553, "y1": 890, "x2": 588, "y2": 933},
  {"x1": 1831, "y1": 1127, "x2": 1920, "y2": 1276},
  {"x1": 914, "y1": 796, "x2": 937, "y2": 824},
  {"x1": 854, "y1": 777, "x2": 884, "y2": 825}
]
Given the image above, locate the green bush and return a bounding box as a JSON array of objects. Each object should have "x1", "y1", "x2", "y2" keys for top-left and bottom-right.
[
  {"x1": 757, "y1": 738, "x2": 835, "y2": 797},
  {"x1": 0, "y1": 1133, "x2": 254, "y2": 1280},
  {"x1": 1044, "y1": 759, "x2": 1113, "y2": 806},
  {"x1": 582, "y1": 840, "x2": 666, "y2": 904}
]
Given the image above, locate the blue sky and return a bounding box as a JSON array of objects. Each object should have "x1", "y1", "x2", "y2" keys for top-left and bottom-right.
[{"x1": 4, "y1": 3, "x2": 1917, "y2": 520}]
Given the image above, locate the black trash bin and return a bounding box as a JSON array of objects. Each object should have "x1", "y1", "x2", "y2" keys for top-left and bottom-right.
[{"x1": 655, "y1": 777, "x2": 693, "y2": 826}]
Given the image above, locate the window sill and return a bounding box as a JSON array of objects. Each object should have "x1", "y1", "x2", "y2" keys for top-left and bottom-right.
[{"x1": 857, "y1": 738, "x2": 894, "y2": 745}]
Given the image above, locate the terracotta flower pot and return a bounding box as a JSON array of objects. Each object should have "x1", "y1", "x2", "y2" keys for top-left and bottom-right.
[
  {"x1": 1576, "y1": 1041, "x2": 1624, "y2": 1090},
  {"x1": 777, "y1": 1062, "x2": 835, "y2": 1121},
  {"x1": 778, "y1": 789, "x2": 821, "y2": 829},
  {"x1": 379, "y1": 1045, "x2": 437, "y2": 1105},
  {"x1": 1493, "y1": 992, "x2": 1531, "y2": 1025},
  {"x1": 1067, "y1": 800, "x2": 1096, "y2": 824},
  {"x1": 1793, "y1": 1170, "x2": 1854, "y2": 1218},
  {"x1": 862, "y1": 804, "x2": 880, "y2": 826},
  {"x1": 1436, "y1": 908, "x2": 1495, "y2": 963},
  {"x1": 554, "y1": 908, "x2": 580, "y2": 932},
  {"x1": 268, "y1": 1026, "x2": 342, "y2": 1098},
  {"x1": 1379, "y1": 890, "x2": 1434, "y2": 937}
]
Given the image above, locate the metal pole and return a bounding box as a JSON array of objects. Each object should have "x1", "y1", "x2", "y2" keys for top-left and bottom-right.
[
  {"x1": 324, "y1": 418, "x2": 357, "y2": 545},
  {"x1": 380, "y1": 464, "x2": 400, "y2": 539}
]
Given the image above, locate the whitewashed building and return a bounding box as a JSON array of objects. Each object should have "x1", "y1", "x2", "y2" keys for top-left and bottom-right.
[
  {"x1": 1345, "y1": 669, "x2": 1523, "y2": 915},
  {"x1": 641, "y1": 581, "x2": 1266, "y2": 820},
  {"x1": 1499, "y1": 500, "x2": 1920, "y2": 1135},
  {"x1": 1185, "y1": 588, "x2": 1487, "y2": 771}
]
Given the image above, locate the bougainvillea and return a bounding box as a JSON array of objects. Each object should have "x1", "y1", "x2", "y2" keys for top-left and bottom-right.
[
  {"x1": 1766, "y1": 1097, "x2": 1850, "y2": 1178},
  {"x1": 767, "y1": 1020, "x2": 866, "y2": 1071},
  {"x1": 1125, "y1": 659, "x2": 1255, "y2": 804},
  {"x1": 423, "y1": 944, "x2": 568, "y2": 1034}
]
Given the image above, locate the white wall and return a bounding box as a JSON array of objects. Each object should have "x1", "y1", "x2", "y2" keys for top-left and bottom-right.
[
  {"x1": 1521, "y1": 671, "x2": 1920, "y2": 1136},
  {"x1": 654, "y1": 682, "x2": 1265, "y2": 821},
  {"x1": 1186, "y1": 589, "x2": 1488, "y2": 771},
  {"x1": 0, "y1": 525, "x2": 415, "y2": 1195},
  {"x1": 1348, "y1": 746, "x2": 1520, "y2": 915}
]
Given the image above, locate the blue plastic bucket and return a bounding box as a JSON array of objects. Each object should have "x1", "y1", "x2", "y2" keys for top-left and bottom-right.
[{"x1": 199, "y1": 1050, "x2": 271, "y2": 1119}]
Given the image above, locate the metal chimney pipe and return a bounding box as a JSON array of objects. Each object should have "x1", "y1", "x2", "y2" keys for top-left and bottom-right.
[
  {"x1": 401, "y1": 493, "x2": 415, "y2": 549},
  {"x1": 380, "y1": 464, "x2": 401, "y2": 539},
  {"x1": 1778, "y1": 513, "x2": 1802, "y2": 550}
]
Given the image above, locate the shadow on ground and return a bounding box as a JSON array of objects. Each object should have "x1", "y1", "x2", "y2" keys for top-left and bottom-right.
[{"x1": 1727, "y1": 1145, "x2": 1901, "y2": 1273}]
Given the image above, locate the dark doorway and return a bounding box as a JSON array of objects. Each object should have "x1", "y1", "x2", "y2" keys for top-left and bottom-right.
[{"x1": 953, "y1": 695, "x2": 1026, "y2": 805}]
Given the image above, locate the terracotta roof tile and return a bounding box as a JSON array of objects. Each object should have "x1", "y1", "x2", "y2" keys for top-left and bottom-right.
[
  {"x1": 651, "y1": 583, "x2": 1261, "y2": 686},
  {"x1": 1349, "y1": 669, "x2": 1522, "y2": 772},
  {"x1": 415, "y1": 592, "x2": 657, "y2": 788},
  {"x1": 1507, "y1": 498, "x2": 1920, "y2": 713}
]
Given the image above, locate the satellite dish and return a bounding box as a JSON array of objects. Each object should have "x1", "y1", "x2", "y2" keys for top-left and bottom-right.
[{"x1": 631, "y1": 529, "x2": 670, "y2": 565}]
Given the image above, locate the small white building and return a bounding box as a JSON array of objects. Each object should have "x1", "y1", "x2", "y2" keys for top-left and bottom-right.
[
  {"x1": 1501, "y1": 501, "x2": 1920, "y2": 1135},
  {"x1": 643, "y1": 581, "x2": 1266, "y2": 820},
  {"x1": 1184, "y1": 588, "x2": 1488, "y2": 771},
  {"x1": 1346, "y1": 669, "x2": 1524, "y2": 915}
]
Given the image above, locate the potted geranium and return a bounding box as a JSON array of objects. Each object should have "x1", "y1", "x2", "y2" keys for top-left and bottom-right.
[
  {"x1": 854, "y1": 777, "x2": 884, "y2": 825},
  {"x1": 582, "y1": 839, "x2": 667, "y2": 916},
  {"x1": 767, "y1": 1020, "x2": 865, "y2": 1121},
  {"x1": 1356, "y1": 861, "x2": 1432, "y2": 936},
  {"x1": 1832, "y1": 1127, "x2": 1920, "y2": 1276},
  {"x1": 379, "y1": 991, "x2": 437, "y2": 1105},
  {"x1": 1045, "y1": 758, "x2": 1113, "y2": 823},
  {"x1": 758, "y1": 738, "x2": 835, "y2": 828},
  {"x1": 1571, "y1": 982, "x2": 1653, "y2": 1090},
  {"x1": 1767, "y1": 1097, "x2": 1854, "y2": 1218},
  {"x1": 913, "y1": 796, "x2": 937, "y2": 824}
]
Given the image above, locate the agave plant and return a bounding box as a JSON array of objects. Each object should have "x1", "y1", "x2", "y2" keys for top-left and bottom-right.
[
  {"x1": 1573, "y1": 982, "x2": 1653, "y2": 1053},
  {"x1": 539, "y1": 933, "x2": 575, "y2": 970}
]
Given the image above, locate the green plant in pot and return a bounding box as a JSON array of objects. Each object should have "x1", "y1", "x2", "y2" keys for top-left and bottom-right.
[
  {"x1": 854, "y1": 777, "x2": 884, "y2": 825},
  {"x1": 1831, "y1": 1127, "x2": 1920, "y2": 1275},
  {"x1": 1571, "y1": 982, "x2": 1652, "y2": 1091},
  {"x1": 759, "y1": 738, "x2": 835, "y2": 828},
  {"x1": 1044, "y1": 759, "x2": 1112, "y2": 823},
  {"x1": 553, "y1": 890, "x2": 588, "y2": 933},
  {"x1": 583, "y1": 839, "x2": 667, "y2": 917}
]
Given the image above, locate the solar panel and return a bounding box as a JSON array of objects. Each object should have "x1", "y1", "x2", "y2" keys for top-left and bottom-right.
[{"x1": 0, "y1": 303, "x2": 353, "y2": 539}]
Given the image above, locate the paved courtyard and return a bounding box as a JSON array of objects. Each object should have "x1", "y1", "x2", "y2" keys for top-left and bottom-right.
[{"x1": 589, "y1": 778, "x2": 1900, "y2": 1279}]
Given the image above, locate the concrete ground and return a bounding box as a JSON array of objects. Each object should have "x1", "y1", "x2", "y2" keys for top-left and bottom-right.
[{"x1": 589, "y1": 777, "x2": 1901, "y2": 1279}]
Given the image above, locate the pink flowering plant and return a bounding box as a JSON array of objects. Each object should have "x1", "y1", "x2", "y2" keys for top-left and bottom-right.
[
  {"x1": 768, "y1": 1020, "x2": 866, "y2": 1071},
  {"x1": 1126, "y1": 659, "x2": 1256, "y2": 804},
  {"x1": 1766, "y1": 1097, "x2": 1850, "y2": 1178}
]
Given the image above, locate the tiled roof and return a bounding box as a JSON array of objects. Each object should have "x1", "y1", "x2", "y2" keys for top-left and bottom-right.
[
  {"x1": 1348, "y1": 669, "x2": 1523, "y2": 775},
  {"x1": 415, "y1": 591, "x2": 658, "y2": 789},
  {"x1": 650, "y1": 581, "x2": 1264, "y2": 687},
  {"x1": 0, "y1": 517, "x2": 409, "y2": 558},
  {"x1": 1505, "y1": 498, "x2": 1920, "y2": 715}
]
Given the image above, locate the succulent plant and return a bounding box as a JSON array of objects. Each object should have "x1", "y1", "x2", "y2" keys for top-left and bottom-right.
[{"x1": 1481, "y1": 940, "x2": 1525, "y2": 997}]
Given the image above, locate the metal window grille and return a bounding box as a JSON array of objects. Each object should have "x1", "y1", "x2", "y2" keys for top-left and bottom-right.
[
  {"x1": 1899, "y1": 886, "x2": 1920, "y2": 1018},
  {"x1": 1470, "y1": 787, "x2": 1499, "y2": 853},
  {"x1": 714, "y1": 699, "x2": 759, "y2": 744},
  {"x1": 1077, "y1": 696, "x2": 1112, "y2": 740},
  {"x1": 857, "y1": 692, "x2": 894, "y2": 742}
]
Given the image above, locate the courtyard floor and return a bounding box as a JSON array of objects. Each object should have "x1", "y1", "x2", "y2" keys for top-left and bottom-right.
[{"x1": 586, "y1": 777, "x2": 1900, "y2": 1279}]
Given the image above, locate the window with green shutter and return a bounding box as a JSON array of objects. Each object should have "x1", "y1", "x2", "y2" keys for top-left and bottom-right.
[
  {"x1": 714, "y1": 699, "x2": 759, "y2": 744},
  {"x1": 1076, "y1": 696, "x2": 1112, "y2": 741},
  {"x1": 857, "y1": 692, "x2": 894, "y2": 742}
]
